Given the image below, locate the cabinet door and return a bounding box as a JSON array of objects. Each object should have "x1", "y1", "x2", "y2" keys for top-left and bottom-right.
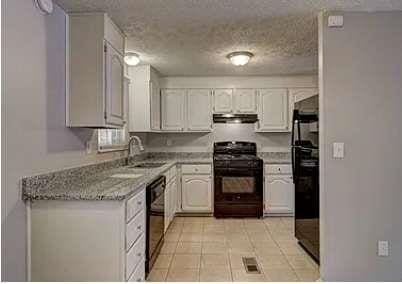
[
  {"x1": 105, "y1": 42, "x2": 125, "y2": 126},
  {"x1": 257, "y1": 89, "x2": 289, "y2": 131},
  {"x1": 187, "y1": 89, "x2": 212, "y2": 131},
  {"x1": 234, "y1": 89, "x2": 257, "y2": 113},
  {"x1": 213, "y1": 89, "x2": 233, "y2": 113},
  {"x1": 265, "y1": 175, "x2": 294, "y2": 214},
  {"x1": 150, "y1": 80, "x2": 161, "y2": 130},
  {"x1": 181, "y1": 175, "x2": 212, "y2": 212},
  {"x1": 161, "y1": 89, "x2": 185, "y2": 131}
]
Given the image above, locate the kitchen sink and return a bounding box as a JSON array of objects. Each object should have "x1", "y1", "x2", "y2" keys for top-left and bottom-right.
[
  {"x1": 127, "y1": 162, "x2": 166, "y2": 169},
  {"x1": 110, "y1": 173, "x2": 143, "y2": 179}
]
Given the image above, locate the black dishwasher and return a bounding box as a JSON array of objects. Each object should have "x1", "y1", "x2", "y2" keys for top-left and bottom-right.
[{"x1": 145, "y1": 175, "x2": 165, "y2": 275}]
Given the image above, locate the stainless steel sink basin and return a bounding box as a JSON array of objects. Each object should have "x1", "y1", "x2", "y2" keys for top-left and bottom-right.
[{"x1": 127, "y1": 162, "x2": 166, "y2": 169}]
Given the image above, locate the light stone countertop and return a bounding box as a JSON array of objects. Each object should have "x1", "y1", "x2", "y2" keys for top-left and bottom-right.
[{"x1": 22, "y1": 152, "x2": 290, "y2": 202}]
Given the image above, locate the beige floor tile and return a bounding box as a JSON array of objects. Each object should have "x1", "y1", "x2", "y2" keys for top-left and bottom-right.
[
  {"x1": 170, "y1": 254, "x2": 201, "y2": 269},
  {"x1": 228, "y1": 241, "x2": 254, "y2": 254},
  {"x1": 203, "y1": 217, "x2": 224, "y2": 225},
  {"x1": 248, "y1": 232, "x2": 272, "y2": 242},
  {"x1": 199, "y1": 266, "x2": 232, "y2": 281},
  {"x1": 183, "y1": 217, "x2": 205, "y2": 223},
  {"x1": 201, "y1": 253, "x2": 230, "y2": 267},
  {"x1": 270, "y1": 228, "x2": 296, "y2": 241},
  {"x1": 203, "y1": 224, "x2": 225, "y2": 233},
  {"x1": 175, "y1": 242, "x2": 202, "y2": 254},
  {"x1": 166, "y1": 226, "x2": 182, "y2": 235},
  {"x1": 294, "y1": 269, "x2": 320, "y2": 281},
  {"x1": 253, "y1": 243, "x2": 284, "y2": 256},
  {"x1": 257, "y1": 254, "x2": 292, "y2": 270},
  {"x1": 229, "y1": 252, "x2": 256, "y2": 269},
  {"x1": 226, "y1": 233, "x2": 250, "y2": 242},
  {"x1": 160, "y1": 242, "x2": 178, "y2": 254},
  {"x1": 285, "y1": 254, "x2": 318, "y2": 270},
  {"x1": 231, "y1": 268, "x2": 267, "y2": 282},
  {"x1": 146, "y1": 268, "x2": 168, "y2": 282},
  {"x1": 166, "y1": 268, "x2": 199, "y2": 282},
  {"x1": 202, "y1": 232, "x2": 226, "y2": 243},
  {"x1": 182, "y1": 222, "x2": 203, "y2": 233},
  {"x1": 179, "y1": 232, "x2": 202, "y2": 242},
  {"x1": 164, "y1": 232, "x2": 181, "y2": 242},
  {"x1": 172, "y1": 217, "x2": 185, "y2": 224},
  {"x1": 277, "y1": 240, "x2": 306, "y2": 255},
  {"x1": 153, "y1": 254, "x2": 173, "y2": 269},
  {"x1": 263, "y1": 268, "x2": 298, "y2": 281},
  {"x1": 202, "y1": 242, "x2": 230, "y2": 254}
]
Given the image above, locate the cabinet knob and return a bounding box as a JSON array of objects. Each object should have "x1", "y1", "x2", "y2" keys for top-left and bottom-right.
[
  {"x1": 137, "y1": 201, "x2": 142, "y2": 205},
  {"x1": 137, "y1": 252, "x2": 142, "y2": 257},
  {"x1": 137, "y1": 225, "x2": 142, "y2": 230},
  {"x1": 136, "y1": 278, "x2": 142, "y2": 282}
]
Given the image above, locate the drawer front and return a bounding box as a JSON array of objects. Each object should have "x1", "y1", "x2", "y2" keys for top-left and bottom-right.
[
  {"x1": 181, "y1": 164, "x2": 211, "y2": 175},
  {"x1": 265, "y1": 164, "x2": 292, "y2": 175},
  {"x1": 127, "y1": 257, "x2": 145, "y2": 282},
  {"x1": 126, "y1": 210, "x2": 145, "y2": 251},
  {"x1": 126, "y1": 189, "x2": 145, "y2": 222},
  {"x1": 126, "y1": 234, "x2": 145, "y2": 280}
]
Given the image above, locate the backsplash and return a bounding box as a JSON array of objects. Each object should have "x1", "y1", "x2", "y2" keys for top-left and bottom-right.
[{"x1": 142, "y1": 124, "x2": 291, "y2": 153}]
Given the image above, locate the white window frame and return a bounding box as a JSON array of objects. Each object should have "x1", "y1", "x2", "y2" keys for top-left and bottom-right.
[{"x1": 98, "y1": 127, "x2": 128, "y2": 152}]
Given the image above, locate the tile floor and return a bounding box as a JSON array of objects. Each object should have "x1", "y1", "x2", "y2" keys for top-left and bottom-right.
[{"x1": 147, "y1": 216, "x2": 320, "y2": 282}]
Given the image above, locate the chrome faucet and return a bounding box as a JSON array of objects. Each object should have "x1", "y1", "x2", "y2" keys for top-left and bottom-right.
[{"x1": 128, "y1": 135, "x2": 144, "y2": 157}]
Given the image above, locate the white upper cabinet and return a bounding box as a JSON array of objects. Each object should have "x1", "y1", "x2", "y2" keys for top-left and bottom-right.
[
  {"x1": 213, "y1": 89, "x2": 233, "y2": 113},
  {"x1": 289, "y1": 88, "x2": 318, "y2": 103},
  {"x1": 234, "y1": 89, "x2": 257, "y2": 113},
  {"x1": 105, "y1": 42, "x2": 125, "y2": 126},
  {"x1": 67, "y1": 13, "x2": 126, "y2": 128},
  {"x1": 128, "y1": 65, "x2": 161, "y2": 132},
  {"x1": 187, "y1": 89, "x2": 212, "y2": 131},
  {"x1": 256, "y1": 89, "x2": 289, "y2": 132},
  {"x1": 161, "y1": 89, "x2": 185, "y2": 131}
]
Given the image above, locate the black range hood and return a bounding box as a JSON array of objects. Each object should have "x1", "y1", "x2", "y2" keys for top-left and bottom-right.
[{"x1": 213, "y1": 113, "x2": 258, "y2": 124}]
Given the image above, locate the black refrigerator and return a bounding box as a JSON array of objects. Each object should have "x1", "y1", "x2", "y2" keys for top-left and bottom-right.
[{"x1": 291, "y1": 97, "x2": 320, "y2": 263}]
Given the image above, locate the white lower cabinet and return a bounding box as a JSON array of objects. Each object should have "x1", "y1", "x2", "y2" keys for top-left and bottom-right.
[
  {"x1": 181, "y1": 172, "x2": 212, "y2": 212},
  {"x1": 164, "y1": 166, "x2": 177, "y2": 232},
  {"x1": 264, "y1": 164, "x2": 294, "y2": 215},
  {"x1": 30, "y1": 186, "x2": 146, "y2": 282}
]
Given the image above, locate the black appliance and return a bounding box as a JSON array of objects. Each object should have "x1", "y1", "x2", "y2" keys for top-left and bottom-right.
[
  {"x1": 213, "y1": 141, "x2": 263, "y2": 218},
  {"x1": 291, "y1": 108, "x2": 320, "y2": 263},
  {"x1": 145, "y1": 175, "x2": 165, "y2": 275},
  {"x1": 213, "y1": 113, "x2": 258, "y2": 124}
]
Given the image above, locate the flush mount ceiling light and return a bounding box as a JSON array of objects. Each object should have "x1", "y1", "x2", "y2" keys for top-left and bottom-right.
[
  {"x1": 124, "y1": 52, "x2": 140, "y2": 66},
  {"x1": 227, "y1": 51, "x2": 254, "y2": 66}
]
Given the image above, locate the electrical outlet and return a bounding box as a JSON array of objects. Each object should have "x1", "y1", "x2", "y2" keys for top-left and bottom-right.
[
  {"x1": 378, "y1": 241, "x2": 389, "y2": 257},
  {"x1": 333, "y1": 142, "x2": 344, "y2": 158},
  {"x1": 86, "y1": 141, "x2": 92, "y2": 154}
]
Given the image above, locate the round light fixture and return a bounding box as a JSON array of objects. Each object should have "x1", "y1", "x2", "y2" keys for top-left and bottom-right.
[
  {"x1": 35, "y1": 0, "x2": 53, "y2": 14},
  {"x1": 124, "y1": 52, "x2": 140, "y2": 66},
  {"x1": 227, "y1": 51, "x2": 254, "y2": 66}
]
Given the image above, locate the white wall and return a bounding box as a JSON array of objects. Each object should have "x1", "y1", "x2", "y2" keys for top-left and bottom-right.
[
  {"x1": 1, "y1": 1, "x2": 127, "y2": 281},
  {"x1": 143, "y1": 75, "x2": 317, "y2": 152},
  {"x1": 319, "y1": 12, "x2": 402, "y2": 281}
]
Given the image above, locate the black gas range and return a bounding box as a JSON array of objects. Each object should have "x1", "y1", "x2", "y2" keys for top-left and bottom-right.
[{"x1": 213, "y1": 142, "x2": 263, "y2": 218}]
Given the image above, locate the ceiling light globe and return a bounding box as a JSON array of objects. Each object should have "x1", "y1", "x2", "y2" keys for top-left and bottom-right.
[
  {"x1": 227, "y1": 51, "x2": 253, "y2": 66},
  {"x1": 124, "y1": 52, "x2": 140, "y2": 66}
]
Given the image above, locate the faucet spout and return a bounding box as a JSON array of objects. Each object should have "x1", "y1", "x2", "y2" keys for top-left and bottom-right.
[{"x1": 128, "y1": 135, "x2": 144, "y2": 157}]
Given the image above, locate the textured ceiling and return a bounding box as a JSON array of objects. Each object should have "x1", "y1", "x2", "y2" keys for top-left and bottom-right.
[{"x1": 55, "y1": 0, "x2": 402, "y2": 76}]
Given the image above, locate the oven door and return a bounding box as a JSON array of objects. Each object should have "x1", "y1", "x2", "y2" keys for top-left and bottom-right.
[{"x1": 214, "y1": 168, "x2": 263, "y2": 203}]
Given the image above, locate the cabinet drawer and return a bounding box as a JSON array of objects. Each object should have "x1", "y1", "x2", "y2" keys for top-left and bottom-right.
[
  {"x1": 181, "y1": 164, "x2": 211, "y2": 175},
  {"x1": 126, "y1": 234, "x2": 145, "y2": 280},
  {"x1": 126, "y1": 210, "x2": 145, "y2": 251},
  {"x1": 126, "y1": 189, "x2": 145, "y2": 222},
  {"x1": 127, "y1": 257, "x2": 145, "y2": 282},
  {"x1": 265, "y1": 164, "x2": 292, "y2": 175}
]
